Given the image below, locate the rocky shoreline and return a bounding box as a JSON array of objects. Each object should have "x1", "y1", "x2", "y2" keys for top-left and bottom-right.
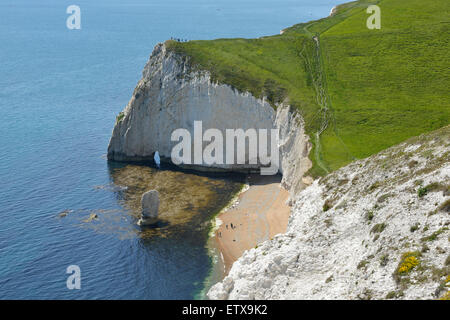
[
  {"x1": 107, "y1": 41, "x2": 315, "y2": 298},
  {"x1": 106, "y1": 39, "x2": 449, "y2": 300}
]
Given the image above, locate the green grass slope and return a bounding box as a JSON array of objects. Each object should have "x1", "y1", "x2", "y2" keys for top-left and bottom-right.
[{"x1": 167, "y1": 0, "x2": 450, "y2": 177}]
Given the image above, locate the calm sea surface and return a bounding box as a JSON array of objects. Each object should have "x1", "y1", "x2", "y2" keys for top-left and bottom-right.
[{"x1": 0, "y1": 0, "x2": 340, "y2": 299}]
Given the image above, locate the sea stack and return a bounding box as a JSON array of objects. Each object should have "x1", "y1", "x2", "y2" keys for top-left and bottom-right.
[{"x1": 138, "y1": 190, "x2": 160, "y2": 226}]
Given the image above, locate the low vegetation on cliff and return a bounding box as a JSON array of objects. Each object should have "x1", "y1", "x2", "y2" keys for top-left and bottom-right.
[
  {"x1": 166, "y1": 0, "x2": 449, "y2": 177},
  {"x1": 208, "y1": 125, "x2": 450, "y2": 300}
]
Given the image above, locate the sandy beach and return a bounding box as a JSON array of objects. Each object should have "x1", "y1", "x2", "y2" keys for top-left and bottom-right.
[{"x1": 215, "y1": 175, "x2": 291, "y2": 274}]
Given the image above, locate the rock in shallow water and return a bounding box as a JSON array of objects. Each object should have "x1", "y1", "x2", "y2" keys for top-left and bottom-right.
[
  {"x1": 138, "y1": 190, "x2": 159, "y2": 226},
  {"x1": 84, "y1": 213, "x2": 98, "y2": 223}
]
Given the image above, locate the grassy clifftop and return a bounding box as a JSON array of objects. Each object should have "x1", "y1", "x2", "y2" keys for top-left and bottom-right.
[{"x1": 167, "y1": 0, "x2": 450, "y2": 177}]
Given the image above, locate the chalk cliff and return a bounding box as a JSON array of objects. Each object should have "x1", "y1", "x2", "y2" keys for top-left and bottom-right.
[
  {"x1": 107, "y1": 41, "x2": 449, "y2": 301},
  {"x1": 108, "y1": 40, "x2": 450, "y2": 299},
  {"x1": 108, "y1": 42, "x2": 311, "y2": 185},
  {"x1": 208, "y1": 126, "x2": 450, "y2": 300}
]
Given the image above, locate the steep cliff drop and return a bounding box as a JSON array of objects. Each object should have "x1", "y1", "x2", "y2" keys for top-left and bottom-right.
[
  {"x1": 106, "y1": 42, "x2": 450, "y2": 301},
  {"x1": 208, "y1": 126, "x2": 450, "y2": 300},
  {"x1": 107, "y1": 42, "x2": 312, "y2": 193}
]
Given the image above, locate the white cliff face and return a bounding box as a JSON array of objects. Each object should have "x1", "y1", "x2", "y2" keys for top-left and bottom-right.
[
  {"x1": 108, "y1": 42, "x2": 311, "y2": 176},
  {"x1": 107, "y1": 42, "x2": 449, "y2": 300},
  {"x1": 276, "y1": 106, "x2": 312, "y2": 201},
  {"x1": 208, "y1": 126, "x2": 450, "y2": 300}
]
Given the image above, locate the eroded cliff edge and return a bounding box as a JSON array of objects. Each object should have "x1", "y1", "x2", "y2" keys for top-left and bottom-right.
[
  {"x1": 107, "y1": 42, "x2": 449, "y2": 300},
  {"x1": 108, "y1": 42, "x2": 312, "y2": 194},
  {"x1": 208, "y1": 126, "x2": 450, "y2": 300}
]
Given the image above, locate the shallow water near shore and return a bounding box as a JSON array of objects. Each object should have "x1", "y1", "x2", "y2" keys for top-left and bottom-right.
[{"x1": 0, "y1": 0, "x2": 342, "y2": 299}]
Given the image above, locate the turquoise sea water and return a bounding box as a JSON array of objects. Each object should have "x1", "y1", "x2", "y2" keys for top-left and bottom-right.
[{"x1": 0, "y1": 0, "x2": 340, "y2": 299}]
